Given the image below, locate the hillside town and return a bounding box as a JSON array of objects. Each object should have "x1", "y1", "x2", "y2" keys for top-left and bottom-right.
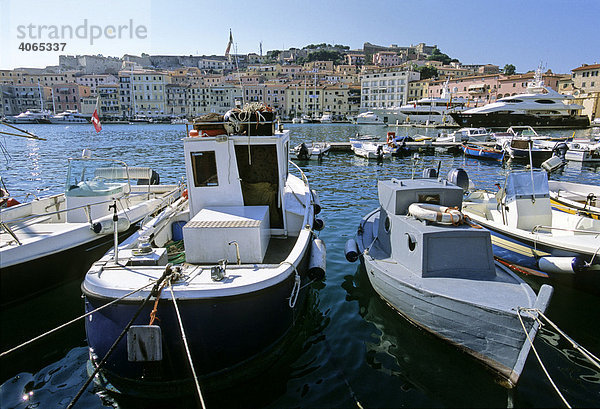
[{"x1": 1, "y1": 42, "x2": 598, "y2": 123}]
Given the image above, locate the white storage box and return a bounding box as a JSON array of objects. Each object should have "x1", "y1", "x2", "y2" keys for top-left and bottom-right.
[{"x1": 183, "y1": 206, "x2": 270, "y2": 264}]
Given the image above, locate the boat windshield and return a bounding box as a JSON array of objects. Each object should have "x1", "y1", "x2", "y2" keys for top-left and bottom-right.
[{"x1": 505, "y1": 171, "x2": 549, "y2": 202}]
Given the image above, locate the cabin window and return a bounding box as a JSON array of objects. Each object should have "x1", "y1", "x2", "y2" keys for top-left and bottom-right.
[
  {"x1": 417, "y1": 193, "x2": 440, "y2": 204},
  {"x1": 190, "y1": 151, "x2": 218, "y2": 187},
  {"x1": 535, "y1": 99, "x2": 555, "y2": 104}
]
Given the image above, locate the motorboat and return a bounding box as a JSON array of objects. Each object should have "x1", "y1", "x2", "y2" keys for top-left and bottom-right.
[
  {"x1": 0, "y1": 153, "x2": 182, "y2": 306},
  {"x1": 291, "y1": 141, "x2": 331, "y2": 161},
  {"x1": 291, "y1": 117, "x2": 301, "y2": 124},
  {"x1": 5, "y1": 110, "x2": 52, "y2": 124},
  {"x1": 319, "y1": 113, "x2": 333, "y2": 123},
  {"x1": 49, "y1": 110, "x2": 89, "y2": 124},
  {"x1": 537, "y1": 138, "x2": 600, "y2": 163},
  {"x1": 350, "y1": 140, "x2": 392, "y2": 160},
  {"x1": 300, "y1": 114, "x2": 318, "y2": 124},
  {"x1": 450, "y1": 69, "x2": 590, "y2": 129},
  {"x1": 345, "y1": 169, "x2": 553, "y2": 387},
  {"x1": 436, "y1": 127, "x2": 493, "y2": 143},
  {"x1": 170, "y1": 117, "x2": 188, "y2": 124},
  {"x1": 461, "y1": 170, "x2": 600, "y2": 290},
  {"x1": 81, "y1": 104, "x2": 326, "y2": 397},
  {"x1": 463, "y1": 143, "x2": 504, "y2": 161},
  {"x1": 390, "y1": 79, "x2": 469, "y2": 125},
  {"x1": 548, "y1": 180, "x2": 600, "y2": 220},
  {"x1": 356, "y1": 111, "x2": 384, "y2": 125},
  {"x1": 492, "y1": 126, "x2": 554, "y2": 146},
  {"x1": 502, "y1": 138, "x2": 556, "y2": 166}
]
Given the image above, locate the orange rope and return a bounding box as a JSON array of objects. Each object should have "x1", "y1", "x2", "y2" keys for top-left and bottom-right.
[{"x1": 148, "y1": 280, "x2": 168, "y2": 325}]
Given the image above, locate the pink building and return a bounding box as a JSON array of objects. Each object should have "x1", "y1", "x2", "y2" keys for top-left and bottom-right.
[{"x1": 52, "y1": 84, "x2": 91, "y2": 112}]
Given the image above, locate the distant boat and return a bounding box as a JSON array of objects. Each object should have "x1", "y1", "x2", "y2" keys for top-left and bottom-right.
[
  {"x1": 291, "y1": 142, "x2": 331, "y2": 160},
  {"x1": 437, "y1": 127, "x2": 493, "y2": 143},
  {"x1": 319, "y1": 113, "x2": 333, "y2": 123},
  {"x1": 463, "y1": 143, "x2": 504, "y2": 161},
  {"x1": 5, "y1": 110, "x2": 52, "y2": 124},
  {"x1": 346, "y1": 171, "x2": 553, "y2": 387},
  {"x1": 356, "y1": 111, "x2": 384, "y2": 125},
  {"x1": 350, "y1": 140, "x2": 391, "y2": 159},
  {"x1": 48, "y1": 110, "x2": 89, "y2": 124},
  {"x1": 450, "y1": 67, "x2": 590, "y2": 129}
]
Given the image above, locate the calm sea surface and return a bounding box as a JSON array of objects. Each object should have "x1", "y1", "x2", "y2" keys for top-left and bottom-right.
[{"x1": 1, "y1": 123, "x2": 599, "y2": 408}]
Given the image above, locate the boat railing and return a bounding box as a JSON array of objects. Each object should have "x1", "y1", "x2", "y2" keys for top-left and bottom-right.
[
  {"x1": 0, "y1": 189, "x2": 176, "y2": 228},
  {"x1": 531, "y1": 224, "x2": 600, "y2": 235}
]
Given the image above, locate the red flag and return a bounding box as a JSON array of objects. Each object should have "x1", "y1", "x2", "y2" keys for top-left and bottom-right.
[
  {"x1": 92, "y1": 109, "x2": 102, "y2": 133},
  {"x1": 92, "y1": 97, "x2": 102, "y2": 133},
  {"x1": 225, "y1": 29, "x2": 233, "y2": 61}
]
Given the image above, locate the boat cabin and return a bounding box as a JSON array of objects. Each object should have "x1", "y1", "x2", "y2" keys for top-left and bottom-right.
[
  {"x1": 182, "y1": 129, "x2": 300, "y2": 264},
  {"x1": 375, "y1": 178, "x2": 496, "y2": 279}
]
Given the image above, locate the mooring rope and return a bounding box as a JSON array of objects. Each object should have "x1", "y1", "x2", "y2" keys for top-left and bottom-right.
[
  {"x1": 516, "y1": 309, "x2": 571, "y2": 408},
  {"x1": 0, "y1": 281, "x2": 155, "y2": 359},
  {"x1": 66, "y1": 266, "x2": 173, "y2": 409},
  {"x1": 168, "y1": 280, "x2": 207, "y2": 409}
]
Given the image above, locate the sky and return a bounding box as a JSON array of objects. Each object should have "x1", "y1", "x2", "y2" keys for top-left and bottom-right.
[{"x1": 1, "y1": 0, "x2": 598, "y2": 74}]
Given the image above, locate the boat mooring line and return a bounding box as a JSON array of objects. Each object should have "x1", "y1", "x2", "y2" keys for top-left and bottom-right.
[
  {"x1": 520, "y1": 308, "x2": 600, "y2": 370},
  {"x1": 66, "y1": 266, "x2": 173, "y2": 409},
  {"x1": 0, "y1": 281, "x2": 156, "y2": 359},
  {"x1": 517, "y1": 309, "x2": 570, "y2": 408},
  {"x1": 323, "y1": 336, "x2": 364, "y2": 409},
  {"x1": 168, "y1": 280, "x2": 207, "y2": 409}
]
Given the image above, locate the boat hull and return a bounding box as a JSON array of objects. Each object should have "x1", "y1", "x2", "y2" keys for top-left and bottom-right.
[
  {"x1": 450, "y1": 112, "x2": 590, "y2": 129},
  {"x1": 362, "y1": 255, "x2": 543, "y2": 387},
  {"x1": 83, "y1": 252, "x2": 311, "y2": 397},
  {"x1": 0, "y1": 225, "x2": 138, "y2": 307},
  {"x1": 463, "y1": 144, "x2": 504, "y2": 161}
]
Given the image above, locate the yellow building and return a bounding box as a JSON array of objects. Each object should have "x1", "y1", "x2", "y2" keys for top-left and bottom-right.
[{"x1": 131, "y1": 70, "x2": 170, "y2": 118}]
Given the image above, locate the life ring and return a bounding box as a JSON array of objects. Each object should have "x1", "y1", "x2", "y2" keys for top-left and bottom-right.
[{"x1": 408, "y1": 203, "x2": 463, "y2": 225}]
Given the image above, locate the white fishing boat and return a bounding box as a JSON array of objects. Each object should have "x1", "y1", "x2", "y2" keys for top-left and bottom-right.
[
  {"x1": 81, "y1": 104, "x2": 326, "y2": 397},
  {"x1": 462, "y1": 170, "x2": 600, "y2": 289},
  {"x1": 291, "y1": 141, "x2": 331, "y2": 160},
  {"x1": 345, "y1": 169, "x2": 553, "y2": 387},
  {"x1": 548, "y1": 180, "x2": 600, "y2": 219},
  {"x1": 5, "y1": 110, "x2": 52, "y2": 124},
  {"x1": 350, "y1": 140, "x2": 392, "y2": 160},
  {"x1": 0, "y1": 152, "x2": 182, "y2": 306}
]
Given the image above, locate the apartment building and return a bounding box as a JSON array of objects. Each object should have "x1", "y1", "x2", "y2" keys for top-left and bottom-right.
[
  {"x1": 360, "y1": 68, "x2": 420, "y2": 110},
  {"x1": 131, "y1": 71, "x2": 169, "y2": 117},
  {"x1": 51, "y1": 84, "x2": 91, "y2": 112},
  {"x1": 166, "y1": 83, "x2": 188, "y2": 117},
  {"x1": 97, "y1": 84, "x2": 121, "y2": 118},
  {"x1": 75, "y1": 74, "x2": 118, "y2": 96}
]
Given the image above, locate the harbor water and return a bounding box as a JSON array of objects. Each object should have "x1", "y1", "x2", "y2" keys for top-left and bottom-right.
[{"x1": 1, "y1": 123, "x2": 599, "y2": 408}]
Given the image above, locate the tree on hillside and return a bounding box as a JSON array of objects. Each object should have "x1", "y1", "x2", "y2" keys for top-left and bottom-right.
[
  {"x1": 503, "y1": 64, "x2": 516, "y2": 75},
  {"x1": 427, "y1": 47, "x2": 458, "y2": 66},
  {"x1": 417, "y1": 65, "x2": 438, "y2": 80},
  {"x1": 297, "y1": 50, "x2": 345, "y2": 65}
]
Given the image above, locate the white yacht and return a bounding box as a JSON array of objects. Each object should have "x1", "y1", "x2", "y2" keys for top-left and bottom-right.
[
  {"x1": 5, "y1": 110, "x2": 52, "y2": 124},
  {"x1": 388, "y1": 80, "x2": 469, "y2": 125},
  {"x1": 49, "y1": 110, "x2": 89, "y2": 124},
  {"x1": 319, "y1": 113, "x2": 333, "y2": 123},
  {"x1": 356, "y1": 111, "x2": 384, "y2": 125},
  {"x1": 451, "y1": 69, "x2": 589, "y2": 129}
]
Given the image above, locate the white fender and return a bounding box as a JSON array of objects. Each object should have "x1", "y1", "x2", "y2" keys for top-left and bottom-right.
[{"x1": 408, "y1": 203, "x2": 463, "y2": 225}]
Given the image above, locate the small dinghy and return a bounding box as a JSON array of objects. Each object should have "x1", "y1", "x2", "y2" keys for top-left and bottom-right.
[
  {"x1": 0, "y1": 152, "x2": 182, "y2": 306},
  {"x1": 345, "y1": 168, "x2": 553, "y2": 387},
  {"x1": 463, "y1": 143, "x2": 505, "y2": 161},
  {"x1": 81, "y1": 104, "x2": 326, "y2": 397},
  {"x1": 291, "y1": 141, "x2": 331, "y2": 160}
]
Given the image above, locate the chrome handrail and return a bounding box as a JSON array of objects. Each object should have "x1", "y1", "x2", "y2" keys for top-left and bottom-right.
[{"x1": 531, "y1": 225, "x2": 600, "y2": 235}]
